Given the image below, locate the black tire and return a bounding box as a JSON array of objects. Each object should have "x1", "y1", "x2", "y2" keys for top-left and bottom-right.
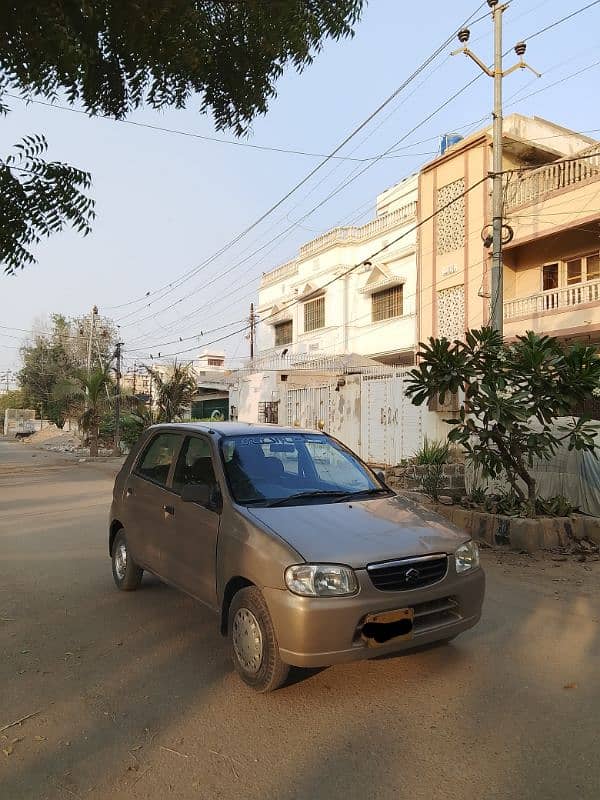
[
  {"x1": 228, "y1": 587, "x2": 289, "y2": 693},
  {"x1": 111, "y1": 529, "x2": 143, "y2": 591}
]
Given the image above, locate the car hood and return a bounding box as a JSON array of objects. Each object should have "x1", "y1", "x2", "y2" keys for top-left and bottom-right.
[{"x1": 247, "y1": 495, "x2": 469, "y2": 569}]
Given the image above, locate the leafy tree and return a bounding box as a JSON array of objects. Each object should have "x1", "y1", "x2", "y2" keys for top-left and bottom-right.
[
  {"x1": 0, "y1": 1, "x2": 363, "y2": 273},
  {"x1": 0, "y1": 135, "x2": 94, "y2": 275},
  {"x1": 54, "y1": 366, "x2": 113, "y2": 456},
  {"x1": 17, "y1": 312, "x2": 118, "y2": 424},
  {"x1": 0, "y1": 389, "x2": 25, "y2": 414},
  {"x1": 146, "y1": 362, "x2": 196, "y2": 423},
  {"x1": 406, "y1": 328, "x2": 600, "y2": 517}
]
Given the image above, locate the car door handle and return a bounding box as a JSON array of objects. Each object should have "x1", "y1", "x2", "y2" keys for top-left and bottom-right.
[
  {"x1": 126, "y1": 487, "x2": 133, "y2": 497},
  {"x1": 163, "y1": 504, "x2": 175, "y2": 516}
]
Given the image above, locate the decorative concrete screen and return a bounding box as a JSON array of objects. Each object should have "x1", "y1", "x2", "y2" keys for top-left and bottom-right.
[
  {"x1": 436, "y1": 178, "x2": 465, "y2": 256},
  {"x1": 437, "y1": 285, "x2": 465, "y2": 341}
]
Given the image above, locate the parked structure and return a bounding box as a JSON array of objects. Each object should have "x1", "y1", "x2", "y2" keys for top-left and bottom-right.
[{"x1": 257, "y1": 174, "x2": 419, "y2": 366}]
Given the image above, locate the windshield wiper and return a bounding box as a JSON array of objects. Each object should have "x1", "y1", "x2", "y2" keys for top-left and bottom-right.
[
  {"x1": 332, "y1": 488, "x2": 392, "y2": 503},
  {"x1": 264, "y1": 490, "x2": 349, "y2": 508}
]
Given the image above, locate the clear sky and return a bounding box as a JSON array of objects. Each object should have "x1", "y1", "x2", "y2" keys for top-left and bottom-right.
[{"x1": 1, "y1": 0, "x2": 599, "y2": 378}]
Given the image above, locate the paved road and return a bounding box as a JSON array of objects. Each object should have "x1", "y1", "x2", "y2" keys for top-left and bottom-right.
[{"x1": 1, "y1": 437, "x2": 599, "y2": 800}]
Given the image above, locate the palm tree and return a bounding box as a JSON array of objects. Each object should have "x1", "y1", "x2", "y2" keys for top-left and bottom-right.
[
  {"x1": 54, "y1": 366, "x2": 112, "y2": 457},
  {"x1": 145, "y1": 361, "x2": 196, "y2": 423}
]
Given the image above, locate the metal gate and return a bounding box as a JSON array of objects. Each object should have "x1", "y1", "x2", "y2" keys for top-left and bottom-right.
[
  {"x1": 286, "y1": 385, "x2": 332, "y2": 431},
  {"x1": 360, "y1": 370, "x2": 422, "y2": 466}
]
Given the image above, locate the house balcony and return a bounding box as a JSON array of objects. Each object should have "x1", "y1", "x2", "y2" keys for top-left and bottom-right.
[
  {"x1": 505, "y1": 143, "x2": 600, "y2": 213},
  {"x1": 503, "y1": 278, "x2": 600, "y2": 341}
]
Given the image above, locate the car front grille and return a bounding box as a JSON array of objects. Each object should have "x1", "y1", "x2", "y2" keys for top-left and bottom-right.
[{"x1": 367, "y1": 554, "x2": 448, "y2": 592}]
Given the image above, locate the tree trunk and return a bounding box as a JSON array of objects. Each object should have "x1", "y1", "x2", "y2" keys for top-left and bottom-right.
[{"x1": 89, "y1": 428, "x2": 99, "y2": 458}]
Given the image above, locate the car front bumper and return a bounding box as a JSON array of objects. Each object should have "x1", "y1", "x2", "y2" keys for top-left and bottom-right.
[{"x1": 263, "y1": 566, "x2": 485, "y2": 668}]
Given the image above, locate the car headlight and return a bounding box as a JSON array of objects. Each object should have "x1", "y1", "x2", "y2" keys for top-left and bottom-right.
[
  {"x1": 455, "y1": 540, "x2": 480, "y2": 573},
  {"x1": 285, "y1": 564, "x2": 358, "y2": 597}
]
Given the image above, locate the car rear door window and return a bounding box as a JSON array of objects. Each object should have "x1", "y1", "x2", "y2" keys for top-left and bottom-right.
[
  {"x1": 172, "y1": 436, "x2": 218, "y2": 496},
  {"x1": 136, "y1": 433, "x2": 181, "y2": 487}
]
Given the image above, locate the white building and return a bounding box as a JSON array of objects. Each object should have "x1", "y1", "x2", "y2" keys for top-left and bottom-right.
[{"x1": 256, "y1": 174, "x2": 419, "y2": 366}]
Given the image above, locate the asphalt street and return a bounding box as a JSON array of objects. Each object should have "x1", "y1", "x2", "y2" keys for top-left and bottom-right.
[{"x1": 1, "y1": 437, "x2": 599, "y2": 800}]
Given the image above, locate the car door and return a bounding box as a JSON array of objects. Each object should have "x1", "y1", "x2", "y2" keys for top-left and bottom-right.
[
  {"x1": 166, "y1": 435, "x2": 221, "y2": 608},
  {"x1": 122, "y1": 432, "x2": 183, "y2": 575}
]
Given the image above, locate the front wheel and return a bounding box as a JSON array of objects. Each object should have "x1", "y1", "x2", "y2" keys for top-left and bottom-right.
[
  {"x1": 111, "y1": 529, "x2": 143, "y2": 591},
  {"x1": 228, "y1": 587, "x2": 289, "y2": 692}
]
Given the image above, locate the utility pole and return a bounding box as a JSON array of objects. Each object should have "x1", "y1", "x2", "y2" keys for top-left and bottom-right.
[
  {"x1": 249, "y1": 303, "x2": 256, "y2": 360},
  {"x1": 132, "y1": 362, "x2": 137, "y2": 396},
  {"x1": 113, "y1": 341, "x2": 123, "y2": 456},
  {"x1": 86, "y1": 305, "x2": 98, "y2": 376},
  {"x1": 452, "y1": 0, "x2": 539, "y2": 335}
]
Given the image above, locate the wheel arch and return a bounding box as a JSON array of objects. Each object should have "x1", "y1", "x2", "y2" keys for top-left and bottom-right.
[
  {"x1": 109, "y1": 520, "x2": 124, "y2": 556},
  {"x1": 220, "y1": 576, "x2": 255, "y2": 636}
]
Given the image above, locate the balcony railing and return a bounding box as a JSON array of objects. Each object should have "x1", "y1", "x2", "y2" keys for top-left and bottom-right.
[
  {"x1": 299, "y1": 201, "x2": 417, "y2": 259},
  {"x1": 504, "y1": 278, "x2": 600, "y2": 320},
  {"x1": 505, "y1": 143, "x2": 600, "y2": 212},
  {"x1": 260, "y1": 258, "x2": 299, "y2": 288},
  {"x1": 260, "y1": 200, "x2": 417, "y2": 287}
]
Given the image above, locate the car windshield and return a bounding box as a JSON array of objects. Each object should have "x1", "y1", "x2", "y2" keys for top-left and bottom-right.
[{"x1": 220, "y1": 433, "x2": 388, "y2": 506}]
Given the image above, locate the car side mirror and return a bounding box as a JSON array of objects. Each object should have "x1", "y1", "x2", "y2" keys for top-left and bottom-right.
[
  {"x1": 374, "y1": 469, "x2": 387, "y2": 485},
  {"x1": 181, "y1": 483, "x2": 211, "y2": 506}
]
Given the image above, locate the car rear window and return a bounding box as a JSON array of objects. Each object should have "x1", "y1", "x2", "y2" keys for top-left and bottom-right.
[{"x1": 136, "y1": 433, "x2": 181, "y2": 487}]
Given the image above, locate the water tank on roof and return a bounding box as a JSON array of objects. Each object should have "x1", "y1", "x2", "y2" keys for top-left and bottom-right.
[{"x1": 440, "y1": 133, "x2": 464, "y2": 155}]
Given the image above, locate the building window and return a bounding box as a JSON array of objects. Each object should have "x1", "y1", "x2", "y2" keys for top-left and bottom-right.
[
  {"x1": 274, "y1": 320, "x2": 293, "y2": 346},
  {"x1": 543, "y1": 263, "x2": 559, "y2": 291},
  {"x1": 372, "y1": 285, "x2": 403, "y2": 321},
  {"x1": 542, "y1": 253, "x2": 600, "y2": 290},
  {"x1": 207, "y1": 358, "x2": 223, "y2": 367},
  {"x1": 304, "y1": 296, "x2": 325, "y2": 332},
  {"x1": 258, "y1": 401, "x2": 279, "y2": 424},
  {"x1": 436, "y1": 178, "x2": 465, "y2": 256}
]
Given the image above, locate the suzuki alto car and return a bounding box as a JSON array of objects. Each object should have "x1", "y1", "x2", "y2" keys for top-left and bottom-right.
[{"x1": 109, "y1": 423, "x2": 484, "y2": 692}]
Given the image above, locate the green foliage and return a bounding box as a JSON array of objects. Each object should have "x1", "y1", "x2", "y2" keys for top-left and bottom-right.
[
  {"x1": 0, "y1": 2, "x2": 363, "y2": 134},
  {"x1": 17, "y1": 313, "x2": 118, "y2": 426},
  {"x1": 0, "y1": 389, "x2": 25, "y2": 413},
  {"x1": 421, "y1": 464, "x2": 445, "y2": 502},
  {"x1": 463, "y1": 488, "x2": 578, "y2": 518},
  {"x1": 1, "y1": 135, "x2": 94, "y2": 274},
  {"x1": 54, "y1": 366, "x2": 113, "y2": 456},
  {"x1": 414, "y1": 437, "x2": 449, "y2": 465},
  {"x1": 146, "y1": 362, "x2": 196, "y2": 423},
  {"x1": 407, "y1": 328, "x2": 600, "y2": 517}
]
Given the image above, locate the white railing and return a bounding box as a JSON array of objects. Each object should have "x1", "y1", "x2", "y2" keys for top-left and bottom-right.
[
  {"x1": 260, "y1": 258, "x2": 299, "y2": 287},
  {"x1": 505, "y1": 144, "x2": 600, "y2": 211},
  {"x1": 299, "y1": 201, "x2": 417, "y2": 259},
  {"x1": 260, "y1": 200, "x2": 417, "y2": 287},
  {"x1": 504, "y1": 278, "x2": 600, "y2": 320}
]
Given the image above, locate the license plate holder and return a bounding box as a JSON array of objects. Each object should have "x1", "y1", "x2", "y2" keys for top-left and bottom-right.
[{"x1": 361, "y1": 607, "x2": 415, "y2": 647}]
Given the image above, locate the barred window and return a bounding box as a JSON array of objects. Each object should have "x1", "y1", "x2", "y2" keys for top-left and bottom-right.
[
  {"x1": 274, "y1": 320, "x2": 293, "y2": 346},
  {"x1": 304, "y1": 296, "x2": 325, "y2": 332},
  {"x1": 372, "y1": 285, "x2": 403, "y2": 322}
]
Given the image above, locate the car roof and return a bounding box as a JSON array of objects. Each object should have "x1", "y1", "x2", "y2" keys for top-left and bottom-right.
[{"x1": 147, "y1": 422, "x2": 323, "y2": 438}]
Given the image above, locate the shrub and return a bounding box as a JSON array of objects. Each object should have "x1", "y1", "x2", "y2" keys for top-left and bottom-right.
[
  {"x1": 414, "y1": 437, "x2": 449, "y2": 465},
  {"x1": 407, "y1": 328, "x2": 600, "y2": 517}
]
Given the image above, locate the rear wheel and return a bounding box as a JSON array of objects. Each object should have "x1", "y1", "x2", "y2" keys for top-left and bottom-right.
[
  {"x1": 111, "y1": 529, "x2": 143, "y2": 591},
  {"x1": 228, "y1": 587, "x2": 289, "y2": 692}
]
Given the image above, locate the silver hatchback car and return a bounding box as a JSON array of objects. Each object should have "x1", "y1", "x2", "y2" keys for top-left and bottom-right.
[{"x1": 109, "y1": 423, "x2": 485, "y2": 691}]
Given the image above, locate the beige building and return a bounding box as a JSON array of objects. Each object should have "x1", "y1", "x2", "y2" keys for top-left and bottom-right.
[{"x1": 417, "y1": 114, "x2": 597, "y2": 345}]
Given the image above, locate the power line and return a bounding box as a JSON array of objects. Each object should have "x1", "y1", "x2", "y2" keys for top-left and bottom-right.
[
  {"x1": 2, "y1": 92, "x2": 435, "y2": 164},
  {"x1": 521, "y1": 0, "x2": 600, "y2": 43},
  {"x1": 146, "y1": 175, "x2": 489, "y2": 360},
  {"x1": 107, "y1": 1, "x2": 491, "y2": 315}
]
